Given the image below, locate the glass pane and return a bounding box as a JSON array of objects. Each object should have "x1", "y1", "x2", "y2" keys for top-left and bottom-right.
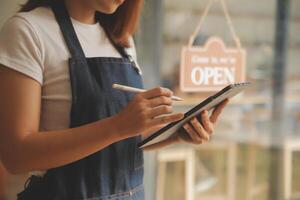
[{"x1": 157, "y1": 0, "x2": 300, "y2": 199}]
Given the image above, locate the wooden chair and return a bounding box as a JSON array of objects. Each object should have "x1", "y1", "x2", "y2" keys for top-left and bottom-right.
[{"x1": 156, "y1": 142, "x2": 238, "y2": 200}]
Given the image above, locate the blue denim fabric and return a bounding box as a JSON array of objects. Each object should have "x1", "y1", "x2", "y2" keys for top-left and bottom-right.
[
  {"x1": 42, "y1": 56, "x2": 145, "y2": 200},
  {"x1": 17, "y1": 1, "x2": 145, "y2": 199}
]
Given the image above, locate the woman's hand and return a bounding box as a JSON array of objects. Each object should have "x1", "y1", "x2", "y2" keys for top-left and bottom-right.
[
  {"x1": 115, "y1": 87, "x2": 184, "y2": 139},
  {"x1": 174, "y1": 99, "x2": 229, "y2": 144}
]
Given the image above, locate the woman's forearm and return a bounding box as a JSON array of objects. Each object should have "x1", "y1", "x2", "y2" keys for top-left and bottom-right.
[{"x1": 3, "y1": 115, "x2": 127, "y2": 174}]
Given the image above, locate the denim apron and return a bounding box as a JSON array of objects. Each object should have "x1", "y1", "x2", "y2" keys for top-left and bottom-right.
[{"x1": 17, "y1": 1, "x2": 145, "y2": 200}]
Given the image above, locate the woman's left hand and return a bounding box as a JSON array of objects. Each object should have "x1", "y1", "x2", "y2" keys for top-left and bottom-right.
[{"x1": 174, "y1": 99, "x2": 229, "y2": 144}]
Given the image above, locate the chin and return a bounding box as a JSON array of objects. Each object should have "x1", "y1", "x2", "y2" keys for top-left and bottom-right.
[
  {"x1": 96, "y1": 0, "x2": 125, "y2": 14},
  {"x1": 99, "y1": 6, "x2": 119, "y2": 14}
]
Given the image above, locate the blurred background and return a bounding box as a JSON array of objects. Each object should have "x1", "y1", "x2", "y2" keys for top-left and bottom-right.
[{"x1": 0, "y1": 0, "x2": 299, "y2": 199}]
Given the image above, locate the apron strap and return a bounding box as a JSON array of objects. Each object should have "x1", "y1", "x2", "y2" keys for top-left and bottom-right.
[{"x1": 50, "y1": 0, "x2": 86, "y2": 58}]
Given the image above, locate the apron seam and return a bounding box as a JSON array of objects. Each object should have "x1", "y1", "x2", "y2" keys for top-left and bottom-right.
[{"x1": 81, "y1": 184, "x2": 144, "y2": 200}]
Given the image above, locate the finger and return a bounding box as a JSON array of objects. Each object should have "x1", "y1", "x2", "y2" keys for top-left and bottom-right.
[
  {"x1": 147, "y1": 96, "x2": 173, "y2": 108},
  {"x1": 177, "y1": 126, "x2": 192, "y2": 142},
  {"x1": 148, "y1": 106, "x2": 173, "y2": 118},
  {"x1": 143, "y1": 123, "x2": 166, "y2": 138},
  {"x1": 183, "y1": 123, "x2": 203, "y2": 144},
  {"x1": 140, "y1": 87, "x2": 173, "y2": 99},
  {"x1": 190, "y1": 117, "x2": 210, "y2": 140},
  {"x1": 151, "y1": 112, "x2": 184, "y2": 126},
  {"x1": 210, "y1": 99, "x2": 229, "y2": 123},
  {"x1": 201, "y1": 111, "x2": 214, "y2": 135}
]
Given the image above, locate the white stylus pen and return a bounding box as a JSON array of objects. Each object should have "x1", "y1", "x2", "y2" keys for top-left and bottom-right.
[{"x1": 112, "y1": 83, "x2": 183, "y2": 101}]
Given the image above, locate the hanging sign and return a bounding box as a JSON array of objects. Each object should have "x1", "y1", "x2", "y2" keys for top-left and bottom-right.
[
  {"x1": 180, "y1": 0, "x2": 247, "y2": 92},
  {"x1": 180, "y1": 37, "x2": 246, "y2": 92}
]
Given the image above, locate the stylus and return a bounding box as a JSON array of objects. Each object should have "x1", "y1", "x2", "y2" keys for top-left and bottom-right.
[{"x1": 112, "y1": 83, "x2": 183, "y2": 101}]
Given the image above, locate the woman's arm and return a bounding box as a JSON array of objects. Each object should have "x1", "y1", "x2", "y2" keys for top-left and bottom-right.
[
  {"x1": 0, "y1": 66, "x2": 184, "y2": 174},
  {"x1": 0, "y1": 66, "x2": 121, "y2": 174}
]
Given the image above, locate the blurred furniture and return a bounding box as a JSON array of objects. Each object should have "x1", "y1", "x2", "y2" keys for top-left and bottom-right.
[
  {"x1": 243, "y1": 137, "x2": 300, "y2": 200},
  {"x1": 282, "y1": 138, "x2": 300, "y2": 200},
  {"x1": 195, "y1": 142, "x2": 237, "y2": 200},
  {"x1": 244, "y1": 144, "x2": 269, "y2": 200},
  {"x1": 156, "y1": 147, "x2": 196, "y2": 200},
  {"x1": 242, "y1": 106, "x2": 300, "y2": 200},
  {"x1": 156, "y1": 142, "x2": 237, "y2": 200},
  {"x1": 244, "y1": 107, "x2": 270, "y2": 200}
]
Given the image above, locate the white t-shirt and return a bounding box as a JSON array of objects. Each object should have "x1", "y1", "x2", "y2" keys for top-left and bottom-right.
[{"x1": 0, "y1": 7, "x2": 142, "y2": 132}]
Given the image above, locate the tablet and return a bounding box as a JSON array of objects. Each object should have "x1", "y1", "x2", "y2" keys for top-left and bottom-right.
[{"x1": 138, "y1": 82, "x2": 251, "y2": 148}]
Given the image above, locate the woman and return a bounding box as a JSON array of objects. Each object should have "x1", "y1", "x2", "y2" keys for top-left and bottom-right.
[{"x1": 0, "y1": 0, "x2": 228, "y2": 199}]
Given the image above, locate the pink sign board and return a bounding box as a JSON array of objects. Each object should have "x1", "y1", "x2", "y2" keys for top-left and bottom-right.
[{"x1": 180, "y1": 37, "x2": 246, "y2": 92}]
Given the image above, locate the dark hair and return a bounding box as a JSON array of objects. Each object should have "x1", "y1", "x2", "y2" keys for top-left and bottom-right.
[{"x1": 20, "y1": 0, "x2": 143, "y2": 47}]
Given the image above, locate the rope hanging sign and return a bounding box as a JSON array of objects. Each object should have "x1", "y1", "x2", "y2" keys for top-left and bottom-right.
[{"x1": 180, "y1": 0, "x2": 246, "y2": 92}]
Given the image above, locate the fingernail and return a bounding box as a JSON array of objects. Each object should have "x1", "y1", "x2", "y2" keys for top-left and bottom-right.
[
  {"x1": 167, "y1": 89, "x2": 173, "y2": 95},
  {"x1": 183, "y1": 124, "x2": 188, "y2": 129}
]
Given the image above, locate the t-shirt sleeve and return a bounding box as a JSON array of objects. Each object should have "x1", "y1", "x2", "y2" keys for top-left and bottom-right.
[{"x1": 0, "y1": 16, "x2": 44, "y2": 85}]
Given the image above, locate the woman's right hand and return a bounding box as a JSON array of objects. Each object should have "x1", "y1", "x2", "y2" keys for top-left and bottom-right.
[{"x1": 115, "y1": 87, "x2": 184, "y2": 139}]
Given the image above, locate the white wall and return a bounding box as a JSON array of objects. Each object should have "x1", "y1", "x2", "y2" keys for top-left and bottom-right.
[{"x1": 0, "y1": 0, "x2": 25, "y2": 27}]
